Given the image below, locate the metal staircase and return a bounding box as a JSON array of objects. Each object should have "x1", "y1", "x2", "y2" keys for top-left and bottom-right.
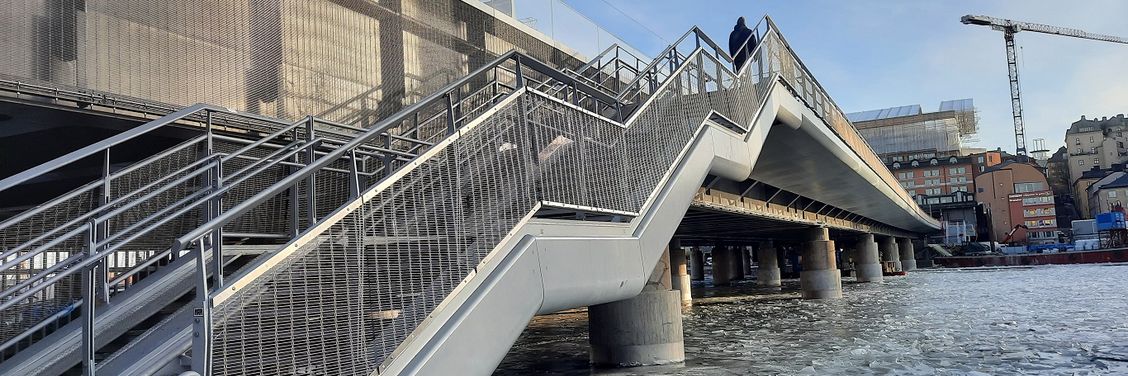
[{"x1": 0, "y1": 16, "x2": 900, "y2": 375}]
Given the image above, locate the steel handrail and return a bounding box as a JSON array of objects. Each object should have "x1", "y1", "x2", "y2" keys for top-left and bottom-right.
[{"x1": 170, "y1": 49, "x2": 621, "y2": 251}]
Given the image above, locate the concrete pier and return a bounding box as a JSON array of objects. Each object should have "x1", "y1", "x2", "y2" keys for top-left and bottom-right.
[
  {"x1": 732, "y1": 246, "x2": 746, "y2": 280},
  {"x1": 711, "y1": 246, "x2": 732, "y2": 286},
  {"x1": 799, "y1": 227, "x2": 842, "y2": 299},
  {"x1": 755, "y1": 241, "x2": 781, "y2": 287},
  {"x1": 854, "y1": 234, "x2": 883, "y2": 282},
  {"x1": 741, "y1": 247, "x2": 753, "y2": 276},
  {"x1": 689, "y1": 247, "x2": 705, "y2": 281},
  {"x1": 898, "y1": 238, "x2": 916, "y2": 271},
  {"x1": 589, "y1": 247, "x2": 685, "y2": 367},
  {"x1": 880, "y1": 236, "x2": 902, "y2": 272},
  {"x1": 668, "y1": 241, "x2": 692, "y2": 307}
]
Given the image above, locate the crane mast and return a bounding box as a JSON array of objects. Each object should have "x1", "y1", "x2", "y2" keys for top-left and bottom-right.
[{"x1": 961, "y1": 14, "x2": 1128, "y2": 157}]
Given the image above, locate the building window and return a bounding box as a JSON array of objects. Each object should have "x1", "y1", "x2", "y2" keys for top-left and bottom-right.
[
  {"x1": 911, "y1": 161, "x2": 919, "y2": 167},
  {"x1": 1091, "y1": 135, "x2": 1096, "y2": 143},
  {"x1": 930, "y1": 158, "x2": 939, "y2": 166},
  {"x1": 1076, "y1": 138, "x2": 1081, "y2": 145},
  {"x1": 1080, "y1": 160, "x2": 1086, "y2": 166},
  {"x1": 1110, "y1": 191, "x2": 1118, "y2": 198},
  {"x1": 1092, "y1": 147, "x2": 1098, "y2": 154},
  {"x1": 949, "y1": 156, "x2": 958, "y2": 163},
  {"x1": 1095, "y1": 158, "x2": 1100, "y2": 166},
  {"x1": 1014, "y1": 182, "x2": 1046, "y2": 193},
  {"x1": 977, "y1": 156, "x2": 985, "y2": 163}
]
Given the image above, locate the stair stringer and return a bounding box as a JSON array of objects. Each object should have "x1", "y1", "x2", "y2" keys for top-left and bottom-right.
[{"x1": 378, "y1": 82, "x2": 803, "y2": 376}]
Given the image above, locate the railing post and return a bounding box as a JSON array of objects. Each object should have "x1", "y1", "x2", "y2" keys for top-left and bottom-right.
[
  {"x1": 81, "y1": 221, "x2": 97, "y2": 376},
  {"x1": 191, "y1": 239, "x2": 212, "y2": 376},
  {"x1": 205, "y1": 109, "x2": 214, "y2": 155},
  {"x1": 96, "y1": 150, "x2": 110, "y2": 302},
  {"x1": 209, "y1": 158, "x2": 223, "y2": 287},
  {"x1": 514, "y1": 55, "x2": 525, "y2": 89},
  {"x1": 348, "y1": 149, "x2": 361, "y2": 199},
  {"x1": 304, "y1": 117, "x2": 317, "y2": 226},
  {"x1": 445, "y1": 93, "x2": 457, "y2": 136}
]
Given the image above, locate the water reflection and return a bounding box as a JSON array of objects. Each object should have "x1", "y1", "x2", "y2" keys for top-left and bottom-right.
[{"x1": 495, "y1": 264, "x2": 1128, "y2": 375}]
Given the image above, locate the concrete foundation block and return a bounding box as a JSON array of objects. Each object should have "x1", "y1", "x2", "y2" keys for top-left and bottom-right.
[
  {"x1": 855, "y1": 262, "x2": 884, "y2": 283},
  {"x1": 589, "y1": 289, "x2": 685, "y2": 367},
  {"x1": 799, "y1": 269, "x2": 842, "y2": 299}
]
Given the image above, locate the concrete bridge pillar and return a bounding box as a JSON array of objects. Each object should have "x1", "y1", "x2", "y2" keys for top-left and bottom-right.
[
  {"x1": 689, "y1": 247, "x2": 705, "y2": 281},
  {"x1": 668, "y1": 240, "x2": 692, "y2": 308},
  {"x1": 800, "y1": 227, "x2": 842, "y2": 299},
  {"x1": 755, "y1": 241, "x2": 781, "y2": 287},
  {"x1": 741, "y1": 246, "x2": 753, "y2": 277},
  {"x1": 711, "y1": 246, "x2": 732, "y2": 286},
  {"x1": 898, "y1": 238, "x2": 916, "y2": 271},
  {"x1": 880, "y1": 236, "x2": 902, "y2": 272},
  {"x1": 589, "y1": 244, "x2": 684, "y2": 367},
  {"x1": 732, "y1": 246, "x2": 746, "y2": 280},
  {"x1": 854, "y1": 234, "x2": 883, "y2": 282}
]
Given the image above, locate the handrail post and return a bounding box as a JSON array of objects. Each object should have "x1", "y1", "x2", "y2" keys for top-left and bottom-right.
[
  {"x1": 209, "y1": 158, "x2": 224, "y2": 287},
  {"x1": 81, "y1": 222, "x2": 97, "y2": 376},
  {"x1": 205, "y1": 109, "x2": 214, "y2": 155},
  {"x1": 514, "y1": 55, "x2": 525, "y2": 89},
  {"x1": 348, "y1": 149, "x2": 361, "y2": 199},
  {"x1": 191, "y1": 239, "x2": 212, "y2": 376},
  {"x1": 445, "y1": 93, "x2": 457, "y2": 136},
  {"x1": 304, "y1": 117, "x2": 317, "y2": 226},
  {"x1": 97, "y1": 150, "x2": 111, "y2": 302}
]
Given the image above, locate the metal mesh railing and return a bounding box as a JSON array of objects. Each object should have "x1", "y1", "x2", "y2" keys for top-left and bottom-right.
[{"x1": 198, "y1": 20, "x2": 783, "y2": 373}]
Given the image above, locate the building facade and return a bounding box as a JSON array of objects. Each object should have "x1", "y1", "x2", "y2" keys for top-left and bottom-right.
[
  {"x1": 975, "y1": 162, "x2": 1058, "y2": 244},
  {"x1": 1065, "y1": 114, "x2": 1128, "y2": 185},
  {"x1": 1086, "y1": 170, "x2": 1128, "y2": 218},
  {"x1": 889, "y1": 155, "x2": 978, "y2": 244},
  {"x1": 848, "y1": 99, "x2": 979, "y2": 165}
]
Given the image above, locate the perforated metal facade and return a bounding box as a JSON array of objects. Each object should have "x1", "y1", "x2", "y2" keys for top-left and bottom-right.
[{"x1": 0, "y1": 0, "x2": 585, "y2": 124}]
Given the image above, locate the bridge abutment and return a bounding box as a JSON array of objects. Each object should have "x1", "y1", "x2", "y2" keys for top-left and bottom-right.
[
  {"x1": 854, "y1": 234, "x2": 884, "y2": 282},
  {"x1": 898, "y1": 238, "x2": 917, "y2": 271},
  {"x1": 588, "y1": 245, "x2": 685, "y2": 367},
  {"x1": 800, "y1": 227, "x2": 842, "y2": 299},
  {"x1": 755, "y1": 241, "x2": 782, "y2": 287}
]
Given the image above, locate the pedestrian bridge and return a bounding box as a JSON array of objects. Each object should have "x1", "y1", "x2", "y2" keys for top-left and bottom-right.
[{"x1": 0, "y1": 16, "x2": 937, "y2": 375}]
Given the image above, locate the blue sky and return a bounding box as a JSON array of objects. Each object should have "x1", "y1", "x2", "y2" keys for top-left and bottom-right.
[{"x1": 556, "y1": 0, "x2": 1128, "y2": 154}]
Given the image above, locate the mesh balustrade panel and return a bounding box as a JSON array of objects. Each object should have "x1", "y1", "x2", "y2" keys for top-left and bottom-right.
[
  {"x1": 0, "y1": 137, "x2": 206, "y2": 347},
  {"x1": 207, "y1": 41, "x2": 780, "y2": 373}
]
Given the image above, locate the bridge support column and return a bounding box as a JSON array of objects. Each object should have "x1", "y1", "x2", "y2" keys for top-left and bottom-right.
[
  {"x1": 711, "y1": 246, "x2": 732, "y2": 286},
  {"x1": 755, "y1": 241, "x2": 781, "y2": 287},
  {"x1": 800, "y1": 227, "x2": 842, "y2": 299},
  {"x1": 689, "y1": 247, "x2": 705, "y2": 281},
  {"x1": 880, "y1": 236, "x2": 902, "y2": 272},
  {"x1": 740, "y1": 247, "x2": 752, "y2": 277},
  {"x1": 668, "y1": 240, "x2": 692, "y2": 307},
  {"x1": 589, "y1": 245, "x2": 684, "y2": 367},
  {"x1": 855, "y1": 234, "x2": 883, "y2": 282},
  {"x1": 732, "y1": 246, "x2": 746, "y2": 280},
  {"x1": 898, "y1": 238, "x2": 916, "y2": 271}
]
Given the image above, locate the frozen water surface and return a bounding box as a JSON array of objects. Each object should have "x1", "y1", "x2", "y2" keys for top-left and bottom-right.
[{"x1": 495, "y1": 264, "x2": 1128, "y2": 375}]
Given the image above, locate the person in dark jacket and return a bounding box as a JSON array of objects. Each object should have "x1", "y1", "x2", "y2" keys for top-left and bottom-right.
[{"x1": 728, "y1": 17, "x2": 757, "y2": 71}]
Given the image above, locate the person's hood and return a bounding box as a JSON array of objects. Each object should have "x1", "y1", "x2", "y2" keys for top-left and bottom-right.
[{"x1": 734, "y1": 17, "x2": 747, "y2": 31}]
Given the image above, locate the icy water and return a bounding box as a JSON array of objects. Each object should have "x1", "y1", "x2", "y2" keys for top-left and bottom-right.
[{"x1": 494, "y1": 264, "x2": 1128, "y2": 375}]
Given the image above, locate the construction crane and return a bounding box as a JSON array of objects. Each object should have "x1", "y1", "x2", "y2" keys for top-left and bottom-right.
[{"x1": 961, "y1": 15, "x2": 1128, "y2": 157}]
